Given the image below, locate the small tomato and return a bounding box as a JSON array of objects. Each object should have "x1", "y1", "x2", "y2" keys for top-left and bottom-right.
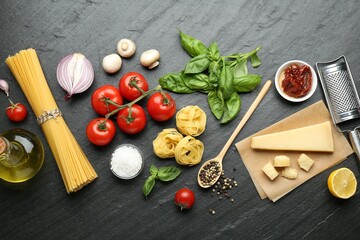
[
  {"x1": 86, "y1": 118, "x2": 116, "y2": 146},
  {"x1": 147, "y1": 92, "x2": 176, "y2": 121},
  {"x1": 116, "y1": 104, "x2": 146, "y2": 134},
  {"x1": 6, "y1": 103, "x2": 27, "y2": 122},
  {"x1": 91, "y1": 85, "x2": 123, "y2": 116},
  {"x1": 174, "y1": 188, "x2": 195, "y2": 210},
  {"x1": 119, "y1": 72, "x2": 148, "y2": 101}
]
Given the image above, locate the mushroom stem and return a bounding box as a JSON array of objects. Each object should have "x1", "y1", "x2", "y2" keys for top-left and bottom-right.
[
  {"x1": 148, "y1": 61, "x2": 160, "y2": 69},
  {"x1": 140, "y1": 49, "x2": 160, "y2": 69},
  {"x1": 121, "y1": 41, "x2": 129, "y2": 51}
]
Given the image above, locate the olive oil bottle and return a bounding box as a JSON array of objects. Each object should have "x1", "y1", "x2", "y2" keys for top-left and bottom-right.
[{"x1": 0, "y1": 128, "x2": 44, "y2": 183}]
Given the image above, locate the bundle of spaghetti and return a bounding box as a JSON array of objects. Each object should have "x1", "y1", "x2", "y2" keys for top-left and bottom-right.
[{"x1": 6, "y1": 49, "x2": 97, "y2": 193}]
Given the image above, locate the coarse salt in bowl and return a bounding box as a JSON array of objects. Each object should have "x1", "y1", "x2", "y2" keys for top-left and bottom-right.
[
  {"x1": 110, "y1": 144, "x2": 144, "y2": 179},
  {"x1": 275, "y1": 60, "x2": 318, "y2": 102}
]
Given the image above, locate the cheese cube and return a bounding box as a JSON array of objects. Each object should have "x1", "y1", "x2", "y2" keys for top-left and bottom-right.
[
  {"x1": 273, "y1": 155, "x2": 291, "y2": 167},
  {"x1": 297, "y1": 153, "x2": 315, "y2": 172},
  {"x1": 262, "y1": 161, "x2": 279, "y2": 180}
]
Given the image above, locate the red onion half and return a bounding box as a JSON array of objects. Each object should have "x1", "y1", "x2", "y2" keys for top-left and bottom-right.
[{"x1": 57, "y1": 53, "x2": 94, "y2": 101}]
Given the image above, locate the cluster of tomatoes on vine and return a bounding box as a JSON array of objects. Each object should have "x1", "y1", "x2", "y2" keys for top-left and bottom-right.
[{"x1": 87, "y1": 72, "x2": 176, "y2": 146}]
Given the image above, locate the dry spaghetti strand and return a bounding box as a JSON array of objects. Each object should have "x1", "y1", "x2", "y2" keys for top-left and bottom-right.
[{"x1": 6, "y1": 49, "x2": 97, "y2": 193}]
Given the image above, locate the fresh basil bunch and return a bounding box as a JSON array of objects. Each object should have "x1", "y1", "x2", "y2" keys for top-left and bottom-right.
[
  {"x1": 159, "y1": 31, "x2": 262, "y2": 124},
  {"x1": 142, "y1": 164, "x2": 181, "y2": 197}
]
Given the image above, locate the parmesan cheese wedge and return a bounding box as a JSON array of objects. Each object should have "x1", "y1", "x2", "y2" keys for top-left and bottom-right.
[{"x1": 250, "y1": 121, "x2": 334, "y2": 152}]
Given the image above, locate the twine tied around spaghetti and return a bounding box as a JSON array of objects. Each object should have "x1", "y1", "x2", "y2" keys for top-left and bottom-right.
[{"x1": 37, "y1": 109, "x2": 62, "y2": 125}]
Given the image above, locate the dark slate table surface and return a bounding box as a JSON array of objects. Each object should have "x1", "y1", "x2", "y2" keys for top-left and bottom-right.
[{"x1": 1, "y1": 1, "x2": 360, "y2": 239}]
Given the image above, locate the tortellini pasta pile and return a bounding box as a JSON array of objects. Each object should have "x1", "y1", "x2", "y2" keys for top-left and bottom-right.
[{"x1": 153, "y1": 105, "x2": 206, "y2": 166}]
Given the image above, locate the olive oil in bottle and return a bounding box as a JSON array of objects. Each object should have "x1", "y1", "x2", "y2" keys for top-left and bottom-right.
[{"x1": 0, "y1": 128, "x2": 44, "y2": 183}]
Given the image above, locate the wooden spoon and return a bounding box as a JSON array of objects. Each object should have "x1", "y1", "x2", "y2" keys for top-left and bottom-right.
[{"x1": 197, "y1": 80, "x2": 272, "y2": 188}]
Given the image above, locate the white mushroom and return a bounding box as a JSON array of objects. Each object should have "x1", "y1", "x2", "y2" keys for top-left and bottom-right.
[
  {"x1": 140, "y1": 49, "x2": 160, "y2": 69},
  {"x1": 102, "y1": 54, "x2": 122, "y2": 74},
  {"x1": 117, "y1": 39, "x2": 136, "y2": 58}
]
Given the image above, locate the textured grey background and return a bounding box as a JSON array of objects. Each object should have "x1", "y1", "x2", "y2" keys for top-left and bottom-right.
[{"x1": 0, "y1": 0, "x2": 359, "y2": 239}]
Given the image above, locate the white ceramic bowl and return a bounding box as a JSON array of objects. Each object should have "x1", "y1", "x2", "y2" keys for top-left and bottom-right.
[
  {"x1": 275, "y1": 60, "x2": 318, "y2": 102},
  {"x1": 109, "y1": 144, "x2": 144, "y2": 179}
]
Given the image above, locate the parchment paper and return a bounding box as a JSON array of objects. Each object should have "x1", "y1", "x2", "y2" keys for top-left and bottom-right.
[{"x1": 235, "y1": 101, "x2": 354, "y2": 202}]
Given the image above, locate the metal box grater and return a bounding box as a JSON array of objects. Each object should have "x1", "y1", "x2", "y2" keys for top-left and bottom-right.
[{"x1": 316, "y1": 56, "x2": 360, "y2": 162}]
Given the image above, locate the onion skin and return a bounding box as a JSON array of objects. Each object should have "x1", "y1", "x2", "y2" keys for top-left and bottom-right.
[{"x1": 57, "y1": 53, "x2": 94, "y2": 101}]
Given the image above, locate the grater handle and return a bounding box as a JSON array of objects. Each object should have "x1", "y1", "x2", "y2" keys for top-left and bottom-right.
[{"x1": 349, "y1": 130, "x2": 360, "y2": 163}]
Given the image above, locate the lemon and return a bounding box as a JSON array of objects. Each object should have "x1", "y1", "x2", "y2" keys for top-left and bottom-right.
[{"x1": 327, "y1": 167, "x2": 357, "y2": 199}]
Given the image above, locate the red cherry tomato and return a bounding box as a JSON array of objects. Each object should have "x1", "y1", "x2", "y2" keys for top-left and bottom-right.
[
  {"x1": 116, "y1": 104, "x2": 146, "y2": 134},
  {"x1": 147, "y1": 92, "x2": 176, "y2": 121},
  {"x1": 91, "y1": 85, "x2": 123, "y2": 116},
  {"x1": 119, "y1": 72, "x2": 148, "y2": 101},
  {"x1": 6, "y1": 103, "x2": 27, "y2": 122},
  {"x1": 86, "y1": 118, "x2": 116, "y2": 146},
  {"x1": 174, "y1": 188, "x2": 195, "y2": 210}
]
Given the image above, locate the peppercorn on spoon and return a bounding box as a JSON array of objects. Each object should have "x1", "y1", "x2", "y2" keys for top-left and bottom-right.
[{"x1": 197, "y1": 80, "x2": 272, "y2": 188}]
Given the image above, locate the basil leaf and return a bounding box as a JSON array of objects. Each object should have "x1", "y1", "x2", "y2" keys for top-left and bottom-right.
[
  {"x1": 149, "y1": 164, "x2": 158, "y2": 176},
  {"x1": 250, "y1": 54, "x2": 261, "y2": 68},
  {"x1": 179, "y1": 31, "x2": 208, "y2": 57},
  {"x1": 219, "y1": 65, "x2": 234, "y2": 100},
  {"x1": 209, "y1": 61, "x2": 219, "y2": 72},
  {"x1": 159, "y1": 72, "x2": 195, "y2": 93},
  {"x1": 209, "y1": 61, "x2": 221, "y2": 77},
  {"x1": 232, "y1": 57, "x2": 248, "y2": 77},
  {"x1": 221, "y1": 92, "x2": 241, "y2": 124},
  {"x1": 208, "y1": 72, "x2": 219, "y2": 87},
  {"x1": 207, "y1": 42, "x2": 220, "y2": 61},
  {"x1": 184, "y1": 54, "x2": 211, "y2": 74},
  {"x1": 183, "y1": 73, "x2": 214, "y2": 93},
  {"x1": 208, "y1": 90, "x2": 224, "y2": 119},
  {"x1": 157, "y1": 166, "x2": 181, "y2": 182},
  {"x1": 208, "y1": 61, "x2": 221, "y2": 86},
  {"x1": 233, "y1": 74, "x2": 262, "y2": 92},
  {"x1": 142, "y1": 175, "x2": 156, "y2": 197}
]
